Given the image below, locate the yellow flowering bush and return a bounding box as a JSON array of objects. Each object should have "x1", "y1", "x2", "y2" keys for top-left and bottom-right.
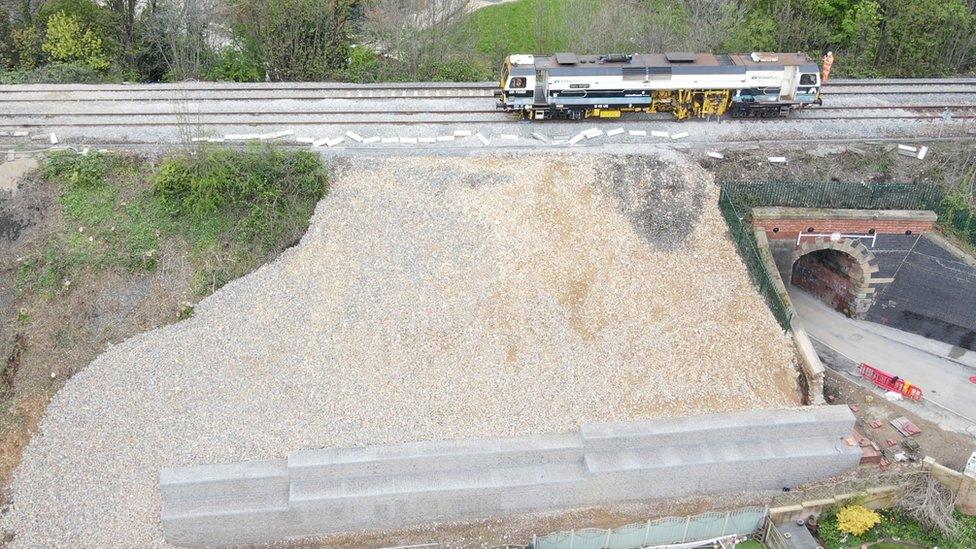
[
  {"x1": 837, "y1": 504, "x2": 881, "y2": 536},
  {"x1": 42, "y1": 11, "x2": 109, "y2": 71}
]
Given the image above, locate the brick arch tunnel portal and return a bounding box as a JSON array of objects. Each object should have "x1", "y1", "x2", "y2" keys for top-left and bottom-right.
[{"x1": 789, "y1": 239, "x2": 880, "y2": 319}]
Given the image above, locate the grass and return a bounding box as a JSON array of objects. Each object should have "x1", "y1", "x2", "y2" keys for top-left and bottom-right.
[
  {"x1": 453, "y1": 0, "x2": 602, "y2": 58},
  {"x1": 817, "y1": 507, "x2": 976, "y2": 549},
  {"x1": 734, "y1": 540, "x2": 765, "y2": 549},
  {"x1": 19, "y1": 146, "x2": 327, "y2": 297}
]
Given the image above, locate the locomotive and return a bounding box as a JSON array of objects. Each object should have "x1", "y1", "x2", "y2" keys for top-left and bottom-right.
[{"x1": 495, "y1": 51, "x2": 822, "y2": 120}]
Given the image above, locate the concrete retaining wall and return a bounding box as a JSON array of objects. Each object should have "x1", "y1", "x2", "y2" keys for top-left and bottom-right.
[
  {"x1": 924, "y1": 456, "x2": 976, "y2": 515},
  {"x1": 160, "y1": 406, "x2": 860, "y2": 547},
  {"x1": 754, "y1": 229, "x2": 825, "y2": 404}
]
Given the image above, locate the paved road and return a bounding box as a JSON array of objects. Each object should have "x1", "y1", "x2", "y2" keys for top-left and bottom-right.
[{"x1": 790, "y1": 288, "x2": 976, "y2": 423}]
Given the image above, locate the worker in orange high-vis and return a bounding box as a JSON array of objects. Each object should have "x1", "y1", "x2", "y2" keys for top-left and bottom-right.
[{"x1": 822, "y1": 51, "x2": 835, "y2": 83}]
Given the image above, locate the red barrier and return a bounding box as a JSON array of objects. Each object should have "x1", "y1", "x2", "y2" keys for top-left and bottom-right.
[{"x1": 859, "y1": 363, "x2": 924, "y2": 401}]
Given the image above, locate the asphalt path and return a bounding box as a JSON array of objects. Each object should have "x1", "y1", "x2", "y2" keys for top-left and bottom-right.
[{"x1": 790, "y1": 287, "x2": 976, "y2": 423}]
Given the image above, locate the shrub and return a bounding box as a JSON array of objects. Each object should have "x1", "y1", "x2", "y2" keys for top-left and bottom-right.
[
  {"x1": 10, "y1": 25, "x2": 42, "y2": 70},
  {"x1": 0, "y1": 61, "x2": 110, "y2": 84},
  {"x1": 44, "y1": 150, "x2": 107, "y2": 189},
  {"x1": 42, "y1": 10, "x2": 110, "y2": 70},
  {"x1": 155, "y1": 147, "x2": 327, "y2": 249},
  {"x1": 208, "y1": 48, "x2": 263, "y2": 82},
  {"x1": 837, "y1": 504, "x2": 881, "y2": 536},
  {"x1": 232, "y1": 0, "x2": 354, "y2": 81},
  {"x1": 342, "y1": 46, "x2": 382, "y2": 82}
]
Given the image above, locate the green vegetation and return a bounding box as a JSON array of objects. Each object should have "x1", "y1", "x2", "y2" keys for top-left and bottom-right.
[
  {"x1": 18, "y1": 147, "x2": 327, "y2": 297},
  {"x1": 733, "y1": 540, "x2": 765, "y2": 549},
  {"x1": 817, "y1": 507, "x2": 976, "y2": 549},
  {"x1": 2, "y1": 0, "x2": 974, "y2": 83}
]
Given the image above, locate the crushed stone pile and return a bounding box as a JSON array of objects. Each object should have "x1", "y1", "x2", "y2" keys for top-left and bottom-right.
[{"x1": 3, "y1": 152, "x2": 800, "y2": 546}]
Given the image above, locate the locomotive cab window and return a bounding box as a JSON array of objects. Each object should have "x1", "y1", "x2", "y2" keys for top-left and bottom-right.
[
  {"x1": 508, "y1": 77, "x2": 526, "y2": 89},
  {"x1": 799, "y1": 73, "x2": 818, "y2": 86}
]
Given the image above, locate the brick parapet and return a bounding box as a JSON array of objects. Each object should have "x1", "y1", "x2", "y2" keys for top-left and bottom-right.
[{"x1": 751, "y1": 208, "x2": 937, "y2": 240}]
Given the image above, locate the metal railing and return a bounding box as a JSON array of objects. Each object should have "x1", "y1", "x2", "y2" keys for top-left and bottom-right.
[{"x1": 531, "y1": 507, "x2": 767, "y2": 549}]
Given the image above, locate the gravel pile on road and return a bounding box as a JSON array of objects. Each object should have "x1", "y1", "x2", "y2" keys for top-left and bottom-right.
[{"x1": 3, "y1": 151, "x2": 800, "y2": 547}]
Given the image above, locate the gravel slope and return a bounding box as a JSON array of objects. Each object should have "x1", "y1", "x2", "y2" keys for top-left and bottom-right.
[{"x1": 3, "y1": 151, "x2": 799, "y2": 547}]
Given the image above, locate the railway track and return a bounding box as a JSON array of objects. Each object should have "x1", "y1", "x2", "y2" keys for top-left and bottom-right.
[
  {"x1": 2, "y1": 114, "x2": 974, "y2": 130},
  {"x1": 2, "y1": 104, "x2": 974, "y2": 129},
  {"x1": 0, "y1": 78, "x2": 974, "y2": 103},
  {"x1": 0, "y1": 78, "x2": 972, "y2": 146}
]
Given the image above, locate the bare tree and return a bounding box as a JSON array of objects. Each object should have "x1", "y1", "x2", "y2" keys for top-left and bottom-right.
[
  {"x1": 234, "y1": 0, "x2": 353, "y2": 81},
  {"x1": 682, "y1": 0, "x2": 746, "y2": 51},
  {"x1": 896, "y1": 472, "x2": 959, "y2": 537},
  {"x1": 105, "y1": 0, "x2": 138, "y2": 68},
  {"x1": 144, "y1": 0, "x2": 226, "y2": 81},
  {"x1": 362, "y1": 0, "x2": 468, "y2": 79}
]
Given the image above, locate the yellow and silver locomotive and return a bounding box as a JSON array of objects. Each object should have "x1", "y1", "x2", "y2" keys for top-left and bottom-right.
[{"x1": 495, "y1": 51, "x2": 822, "y2": 120}]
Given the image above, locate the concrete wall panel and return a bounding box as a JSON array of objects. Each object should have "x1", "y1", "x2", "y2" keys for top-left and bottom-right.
[{"x1": 160, "y1": 406, "x2": 860, "y2": 547}]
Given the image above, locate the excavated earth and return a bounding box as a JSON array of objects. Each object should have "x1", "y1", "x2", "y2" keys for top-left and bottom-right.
[{"x1": 2, "y1": 151, "x2": 800, "y2": 546}]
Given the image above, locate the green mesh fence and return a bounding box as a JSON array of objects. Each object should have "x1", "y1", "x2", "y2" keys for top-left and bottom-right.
[
  {"x1": 718, "y1": 191, "x2": 794, "y2": 331},
  {"x1": 721, "y1": 180, "x2": 945, "y2": 211}
]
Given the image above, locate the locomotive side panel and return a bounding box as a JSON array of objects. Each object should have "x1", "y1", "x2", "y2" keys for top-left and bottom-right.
[{"x1": 496, "y1": 52, "x2": 822, "y2": 120}]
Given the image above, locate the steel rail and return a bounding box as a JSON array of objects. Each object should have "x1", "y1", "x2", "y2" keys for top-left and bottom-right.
[
  {"x1": 2, "y1": 114, "x2": 975, "y2": 129},
  {"x1": 2, "y1": 105, "x2": 974, "y2": 118}
]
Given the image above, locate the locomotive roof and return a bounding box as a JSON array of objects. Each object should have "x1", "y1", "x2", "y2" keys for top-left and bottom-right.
[{"x1": 524, "y1": 52, "x2": 817, "y2": 70}]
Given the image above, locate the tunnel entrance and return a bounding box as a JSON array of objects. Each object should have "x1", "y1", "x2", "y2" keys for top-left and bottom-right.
[{"x1": 791, "y1": 248, "x2": 866, "y2": 317}]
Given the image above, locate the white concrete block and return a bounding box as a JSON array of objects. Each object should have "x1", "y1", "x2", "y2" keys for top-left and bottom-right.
[
  {"x1": 345, "y1": 131, "x2": 364, "y2": 142},
  {"x1": 263, "y1": 130, "x2": 294, "y2": 140},
  {"x1": 381, "y1": 137, "x2": 398, "y2": 144},
  {"x1": 767, "y1": 156, "x2": 787, "y2": 163},
  {"x1": 707, "y1": 152, "x2": 725, "y2": 160},
  {"x1": 327, "y1": 137, "x2": 345, "y2": 148},
  {"x1": 13, "y1": 131, "x2": 29, "y2": 137},
  {"x1": 399, "y1": 137, "x2": 418, "y2": 144},
  {"x1": 311, "y1": 138, "x2": 330, "y2": 148},
  {"x1": 628, "y1": 130, "x2": 647, "y2": 137},
  {"x1": 49, "y1": 133, "x2": 59, "y2": 144},
  {"x1": 295, "y1": 137, "x2": 316, "y2": 144},
  {"x1": 475, "y1": 133, "x2": 490, "y2": 145},
  {"x1": 916, "y1": 146, "x2": 928, "y2": 160},
  {"x1": 897, "y1": 144, "x2": 918, "y2": 152},
  {"x1": 568, "y1": 134, "x2": 586, "y2": 146},
  {"x1": 584, "y1": 130, "x2": 603, "y2": 139},
  {"x1": 606, "y1": 128, "x2": 624, "y2": 137},
  {"x1": 453, "y1": 130, "x2": 472, "y2": 137},
  {"x1": 532, "y1": 132, "x2": 548, "y2": 143},
  {"x1": 419, "y1": 137, "x2": 437, "y2": 144},
  {"x1": 362, "y1": 136, "x2": 381, "y2": 144},
  {"x1": 670, "y1": 132, "x2": 689, "y2": 140},
  {"x1": 0, "y1": 131, "x2": 8, "y2": 136},
  {"x1": 650, "y1": 131, "x2": 669, "y2": 138},
  {"x1": 500, "y1": 134, "x2": 518, "y2": 140},
  {"x1": 436, "y1": 135, "x2": 455, "y2": 142}
]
